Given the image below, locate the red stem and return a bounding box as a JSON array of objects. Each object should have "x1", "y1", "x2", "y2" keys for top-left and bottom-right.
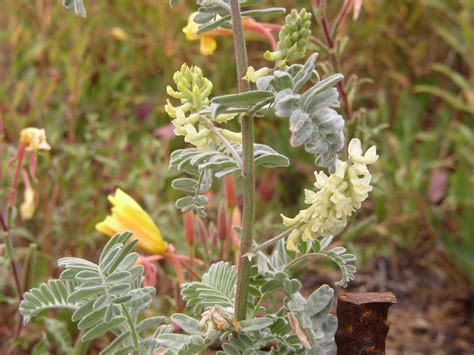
[
  {"x1": 333, "y1": 0, "x2": 353, "y2": 35},
  {"x1": 8, "y1": 143, "x2": 27, "y2": 208},
  {"x1": 319, "y1": 8, "x2": 352, "y2": 121}
]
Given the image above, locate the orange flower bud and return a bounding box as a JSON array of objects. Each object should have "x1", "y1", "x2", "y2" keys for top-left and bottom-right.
[
  {"x1": 224, "y1": 175, "x2": 236, "y2": 209},
  {"x1": 196, "y1": 217, "x2": 209, "y2": 242},
  {"x1": 217, "y1": 200, "x2": 228, "y2": 241},
  {"x1": 230, "y1": 207, "x2": 241, "y2": 248},
  {"x1": 184, "y1": 211, "x2": 195, "y2": 246}
]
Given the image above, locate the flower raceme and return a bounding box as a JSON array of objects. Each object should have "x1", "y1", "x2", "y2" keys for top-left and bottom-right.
[
  {"x1": 165, "y1": 64, "x2": 241, "y2": 149},
  {"x1": 95, "y1": 189, "x2": 168, "y2": 255},
  {"x1": 282, "y1": 138, "x2": 378, "y2": 251}
]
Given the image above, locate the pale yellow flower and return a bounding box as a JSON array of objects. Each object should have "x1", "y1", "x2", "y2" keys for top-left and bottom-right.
[
  {"x1": 109, "y1": 27, "x2": 128, "y2": 41},
  {"x1": 348, "y1": 138, "x2": 378, "y2": 164},
  {"x1": 282, "y1": 139, "x2": 378, "y2": 251},
  {"x1": 20, "y1": 128, "x2": 51, "y2": 151},
  {"x1": 20, "y1": 187, "x2": 36, "y2": 220},
  {"x1": 96, "y1": 189, "x2": 168, "y2": 255},
  {"x1": 243, "y1": 66, "x2": 270, "y2": 83}
]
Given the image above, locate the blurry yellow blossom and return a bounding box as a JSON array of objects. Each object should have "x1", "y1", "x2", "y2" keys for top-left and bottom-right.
[
  {"x1": 282, "y1": 138, "x2": 378, "y2": 251},
  {"x1": 20, "y1": 128, "x2": 51, "y2": 151},
  {"x1": 109, "y1": 27, "x2": 128, "y2": 41},
  {"x1": 183, "y1": 12, "x2": 234, "y2": 56},
  {"x1": 199, "y1": 36, "x2": 217, "y2": 56},
  {"x1": 20, "y1": 187, "x2": 36, "y2": 220},
  {"x1": 96, "y1": 189, "x2": 168, "y2": 255}
]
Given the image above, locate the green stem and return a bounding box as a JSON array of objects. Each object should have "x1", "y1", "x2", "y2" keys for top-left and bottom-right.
[
  {"x1": 121, "y1": 304, "x2": 139, "y2": 352},
  {"x1": 250, "y1": 293, "x2": 267, "y2": 318},
  {"x1": 73, "y1": 334, "x2": 90, "y2": 355},
  {"x1": 229, "y1": 0, "x2": 254, "y2": 322},
  {"x1": 284, "y1": 252, "x2": 332, "y2": 271},
  {"x1": 210, "y1": 126, "x2": 243, "y2": 167},
  {"x1": 252, "y1": 226, "x2": 297, "y2": 253}
]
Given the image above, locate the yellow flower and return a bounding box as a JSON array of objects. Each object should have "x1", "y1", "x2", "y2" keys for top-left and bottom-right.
[
  {"x1": 20, "y1": 187, "x2": 36, "y2": 220},
  {"x1": 183, "y1": 12, "x2": 229, "y2": 56},
  {"x1": 96, "y1": 189, "x2": 168, "y2": 255},
  {"x1": 243, "y1": 66, "x2": 270, "y2": 83},
  {"x1": 20, "y1": 128, "x2": 51, "y2": 151},
  {"x1": 199, "y1": 36, "x2": 217, "y2": 56},
  {"x1": 109, "y1": 27, "x2": 128, "y2": 41}
]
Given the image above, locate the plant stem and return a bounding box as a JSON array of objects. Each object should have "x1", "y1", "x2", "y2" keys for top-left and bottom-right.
[
  {"x1": 1, "y1": 211, "x2": 24, "y2": 350},
  {"x1": 73, "y1": 334, "x2": 90, "y2": 355},
  {"x1": 252, "y1": 226, "x2": 297, "y2": 253},
  {"x1": 317, "y1": 4, "x2": 352, "y2": 121},
  {"x1": 229, "y1": 0, "x2": 254, "y2": 321},
  {"x1": 121, "y1": 304, "x2": 140, "y2": 353}
]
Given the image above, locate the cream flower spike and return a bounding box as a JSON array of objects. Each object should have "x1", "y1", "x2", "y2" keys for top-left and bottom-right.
[{"x1": 282, "y1": 138, "x2": 378, "y2": 251}]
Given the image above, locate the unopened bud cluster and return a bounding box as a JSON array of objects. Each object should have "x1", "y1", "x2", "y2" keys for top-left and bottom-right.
[
  {"x1": 264, "y1": 9, "x2": 312, "y2": 67},
  {"x1": 199, "y1": 305, "x2": 239, "y2": 336},
  {"x1": 166, "y1": 64, "x2": 213, "y2": 115},
  {"x1": 282, "y1": 139, "x2": 378, "y2": 251},
  {"x1": 165, "y1": 64, "x2": 241, "y2": 149}
]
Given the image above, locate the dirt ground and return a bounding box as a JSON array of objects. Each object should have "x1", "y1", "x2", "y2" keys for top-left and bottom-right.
[{"x1": 301, "y1": 244, "x2": 474, "y2": 354}]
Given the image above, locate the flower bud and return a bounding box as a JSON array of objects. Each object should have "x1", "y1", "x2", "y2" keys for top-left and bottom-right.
[
  {"x1": 183, "y1": 211, "x2": 195, "y2": 246},
  {"x1": 196, "y1": 217, "x2": 209, "y2": 242},
  {"x1": 224, "y1": 175, "x2": 236, "y2": 209},
  {"x1": 230, "y1": 206, "x2": 241, "y2": 248},
  {"x1": 217, "y1": 200, "x2": 228, "y2": 241},
  {"x1": 265, "y1": 8, "x2": 312, "y2": 66},
  {"x1": 20, "y1": 187, "x2": 36, "y2": 220}
]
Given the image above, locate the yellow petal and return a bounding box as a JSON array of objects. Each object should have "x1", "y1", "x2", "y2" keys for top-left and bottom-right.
[
  {"x1": 96, "y1": 189, "x2": 168, "y2": 255},
  {"x1": 200, "y1": 36, "x2": 217, "y2": 56},
  {"x1": 20, "y1": 187, "x2": 36, "y2": 220},
  {"x1": 183, "y1": 13, "x2": 199, "y2": 41}
]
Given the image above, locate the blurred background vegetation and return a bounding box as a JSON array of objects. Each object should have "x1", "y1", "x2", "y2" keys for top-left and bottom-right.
[{"x1": 1, "y1": 0, "x2": 473, "y2": 352}]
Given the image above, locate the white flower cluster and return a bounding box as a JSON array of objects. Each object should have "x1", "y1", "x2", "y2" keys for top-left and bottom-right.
[
  {"x1": 165, "y1": 64, "x2": 241, "y2": 149},
  {"x1": 282, "y1": 138, "x2": 378, "y2": 251}
]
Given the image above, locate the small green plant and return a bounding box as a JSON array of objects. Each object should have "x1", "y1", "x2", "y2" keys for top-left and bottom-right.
[{"x1": 19, "y1": 0, "x2": 379, "y2": 353}]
